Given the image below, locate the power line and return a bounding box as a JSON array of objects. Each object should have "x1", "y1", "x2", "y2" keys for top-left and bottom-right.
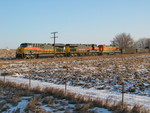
[{"x1": 51, "y1": 32, "x2": 58, "y2": 57}]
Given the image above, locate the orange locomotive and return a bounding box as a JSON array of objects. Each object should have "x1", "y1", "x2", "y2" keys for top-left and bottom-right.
[{"x1": 99, "y1": 45, "x2": 120, "y2": 55}]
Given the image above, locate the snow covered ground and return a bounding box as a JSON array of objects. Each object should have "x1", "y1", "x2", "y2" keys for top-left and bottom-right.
[
  {"x1": 0, "y1": 76, "x2": 112, "y2": 113},
  {"x1": 0, "y1": 75, "x2": 149, "y2": 109},
  {"x1": 0, "y1": 54, "x2": 150, "y2": 111}
]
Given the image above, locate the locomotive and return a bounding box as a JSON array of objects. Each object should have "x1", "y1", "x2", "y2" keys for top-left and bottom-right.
[
  {"x1": 16, "y1": 43, "x2": 120, "y2": 59},
  {"x1": 16, "y1": 43, "x2": 150, "y2": 59}
]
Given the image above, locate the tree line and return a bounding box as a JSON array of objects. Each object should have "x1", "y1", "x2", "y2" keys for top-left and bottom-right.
[{"x1": 111, "y1": 33, "x2": 150, "y2": 49}]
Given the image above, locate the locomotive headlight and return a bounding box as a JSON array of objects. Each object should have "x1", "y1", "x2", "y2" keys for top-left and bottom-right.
[{"x1": 17, "y1": 47, "x2": 24, "y2": 54}]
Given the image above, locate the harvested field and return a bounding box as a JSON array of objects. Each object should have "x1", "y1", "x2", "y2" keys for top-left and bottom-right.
[
  {"x1": 1, "y1": 54, "x2": 150, "y2": 96},
  {"x1": 0, "y1": 49, "x2": 16, "y2": 59},
  {"x1": 0, "y1": 49, "x2": 150, "y2": 112}
]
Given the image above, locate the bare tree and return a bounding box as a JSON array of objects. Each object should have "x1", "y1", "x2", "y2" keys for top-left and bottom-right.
[
  {"x1": 136, "y1": 38, "x2": 150, "y2": 48},
  {"x1": 111, "y1": 33, "x2": 135, "y2": 49},
  {"x1": 136, "y1": 38, "x2": 147, "y2": 48},
  {"x1": 146, "y1": 38, "x2": 150, "y2": 49}
]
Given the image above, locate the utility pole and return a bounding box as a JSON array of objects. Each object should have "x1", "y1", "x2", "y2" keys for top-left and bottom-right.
[
  {"x1": 122, "y1": 82, "x2": 125, "y2": 108},
  {"x1": 51, "y1": 32, "x2": 58, "y2": 57}
]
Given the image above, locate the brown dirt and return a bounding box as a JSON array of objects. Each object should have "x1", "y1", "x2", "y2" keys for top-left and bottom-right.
[{"x1": 0, "y1": 49, "x2": 16, "y2": 58}]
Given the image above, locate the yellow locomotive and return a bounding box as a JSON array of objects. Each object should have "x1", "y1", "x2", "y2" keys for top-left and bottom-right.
[
  {"x1": 16, "y1": 43, "x2": 121, "y2": 59},
  {"x1": 16, "y1": 43, "x2": 65, "y2": 58}
]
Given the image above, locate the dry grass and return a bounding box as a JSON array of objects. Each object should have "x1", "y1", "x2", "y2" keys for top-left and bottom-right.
[
  {"x1": 75, "y1": 103, "x2": 93, "y2": 112},
  {"x1": 0, "y1": 53, "x2": 150, "y2": 112},
  {"x1": 0, "y1": 80, "x2": 149, "y2": 113}
]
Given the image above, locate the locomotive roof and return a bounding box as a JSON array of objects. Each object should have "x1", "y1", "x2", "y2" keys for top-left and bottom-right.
[
  {"x1": 98, "y1": 44, "x2": 120, "y2": 47},
  {"x1": 21, "y1": 43, "x2": 65, "y2": 46},
  {"x1": 20, "y1": 43, "x2": 99, "y2": 47},
  {"x1": 66, "y1": 44, "x2": 97, "y2": 46}
]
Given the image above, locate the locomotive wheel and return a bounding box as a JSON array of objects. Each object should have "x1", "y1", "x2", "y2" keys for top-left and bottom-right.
[
  {"x1": 24, "y1": 55, "x2": 29, "y2": 59},
  {"x1": 56, "y1": 54, "x2": 63, "y2": 57},
  {"x1": 60, "y1": 54, "x2": 63, "y2": 57},
  {"x1": 55, "y1": 54, "x2": 59, "y2": 57},
  {"x1": 91, "y1": 53, "x2": 94, "y2": 56},
  {"x1": 78, "y1": 53, "x2": 81, "y2": 56},
  {"x1": 86, "y1": 53, "x2": 89, "y2": 56},
  {"x1": 74, "y1": 53, "x2": 78, "y2": 56},
  {"x1": 70, "y1": 54, "x2": 74, "y2": 57},
  {"x1": 30, "y1": 55, "x2": 36, "y2": 59},
  {"x1": 23, "y1": 54, "x2": 35, "y2": 59}
]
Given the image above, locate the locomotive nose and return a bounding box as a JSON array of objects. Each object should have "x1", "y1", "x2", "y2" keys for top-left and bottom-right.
[
  {"x1": 16, "y1": 47, "x2": 24, "y2": 58},
  {"x1": 17, "y1": 47, "x2": 23, "y2": 53}
]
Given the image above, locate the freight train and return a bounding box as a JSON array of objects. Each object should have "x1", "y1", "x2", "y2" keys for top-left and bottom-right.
[
  {"x1": 16, "y1": 43, "x2": 121, "y2": 59},
  {"x1": 16, "y1": 43, "x2": 150, "y2": 59}
]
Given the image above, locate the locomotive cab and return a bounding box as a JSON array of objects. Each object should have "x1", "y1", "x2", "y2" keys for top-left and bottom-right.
[
  {"x1": 16, "y1": 43, "x2": 66, "y2": 59},
  {"x1": 16, "y1": 43, "x2": 32, "y2": 58}
]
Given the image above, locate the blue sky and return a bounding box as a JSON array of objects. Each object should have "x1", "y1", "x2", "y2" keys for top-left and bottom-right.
[{"x1": 0, "y1": 0, "x2": 150, "y2": 49}]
